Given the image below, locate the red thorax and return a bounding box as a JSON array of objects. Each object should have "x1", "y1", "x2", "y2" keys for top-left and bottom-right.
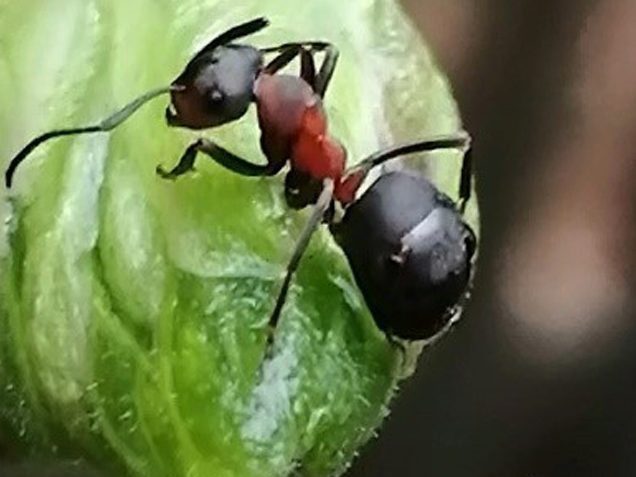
[{"x1": 255, "y1": 74, "x2": 356, "y2": 205}]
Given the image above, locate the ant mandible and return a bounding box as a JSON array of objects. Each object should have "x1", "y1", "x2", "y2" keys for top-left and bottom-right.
[{"x1": 4, "y1": 17, "x2": 477, "y2": 342}]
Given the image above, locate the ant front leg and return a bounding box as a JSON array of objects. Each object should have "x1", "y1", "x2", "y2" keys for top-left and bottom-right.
[
  {"x1": 261, "y1": 42, "x2": 339, "y2": 98},
  {"x1": 267, "y1": 179, "x2": 335, "y2": 341},
  {"x1": 156, "y1": 138, "x2": 283, "y2": 180}
]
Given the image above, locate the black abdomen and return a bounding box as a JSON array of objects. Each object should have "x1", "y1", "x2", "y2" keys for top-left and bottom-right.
[{"x1": 332, "y1": 172, "x2": 475, "y2": 340}]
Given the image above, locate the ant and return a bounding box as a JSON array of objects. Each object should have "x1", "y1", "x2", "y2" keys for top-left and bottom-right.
[{"x1": 4, "y1": 17, "x2": 477, "y2": 342}]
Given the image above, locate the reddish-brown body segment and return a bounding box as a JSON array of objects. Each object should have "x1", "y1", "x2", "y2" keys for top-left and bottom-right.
[{"x1": 254, "y1": 74, "x2": 353, "y2": 203}]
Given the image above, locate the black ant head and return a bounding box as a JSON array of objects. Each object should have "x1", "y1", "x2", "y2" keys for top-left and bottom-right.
[
  {"x1": 167, "y1": 44, "x2": 263, "y2": 130},
  {"x1": 166, "y1": 18, "x2": 268, "y2": 130}
]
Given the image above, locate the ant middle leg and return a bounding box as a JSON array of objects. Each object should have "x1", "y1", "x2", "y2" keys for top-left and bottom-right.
[{"x1": 156, "y1": 138, "x2": 283, "y2": 180}]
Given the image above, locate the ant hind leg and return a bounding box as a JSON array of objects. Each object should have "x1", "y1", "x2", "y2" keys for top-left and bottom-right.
[{"x1": 338, "y1": 132, "x2": 472, "y2": 203}]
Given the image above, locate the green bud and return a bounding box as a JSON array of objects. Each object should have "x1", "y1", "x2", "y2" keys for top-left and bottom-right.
[{"x1": 0, "y1": 0, "x2": 474, "y2": 476}]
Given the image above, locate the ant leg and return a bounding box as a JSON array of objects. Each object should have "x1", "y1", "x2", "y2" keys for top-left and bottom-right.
[
  {"x1": 349, "y1": 132, "x2": 470, "y2": 174},
  {"x1": 299, "y1": 48, "x2": 317, "y2": 90},
  {"x1": 458, "y1": 146, "x2": 474, "y2": 214},
  {"x1": 262, "y1": 46, "x2": 317, "y2": 89},
  {"x1": 157, "y1": 138, "x2": 283, "y2": 180},
  {"x1": 261, "y1": 42, "x2": 339, "y2": 98},
  {"x1": 5, "y1": 86, "x2": 178, "y2": 188},
  {"x1": 313, "y1": 44, "x2": 339, "y2": 98},
  {"x1": 260, "y1": 41, "x2": 332, "y2": 56},
  {"x1": 338, "y1": 132, "x2": 471, "y2": 206},
  {"x1": 156, "y1": 141, "x2": 199, "y2": 179},
  {"x1": 262, "y1": 45, "x2": 303, "y2": 75},
  {"x1": 267, "y1": 179, "x2": 335, "y2": 336},
  {"x1": 261, "y1": 42, "x2": 329, "y2": 75}
]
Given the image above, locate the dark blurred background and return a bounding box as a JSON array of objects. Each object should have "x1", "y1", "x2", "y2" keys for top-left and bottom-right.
[{"x1": 348, "y1": 1, "x2": 636, "y2": 476}]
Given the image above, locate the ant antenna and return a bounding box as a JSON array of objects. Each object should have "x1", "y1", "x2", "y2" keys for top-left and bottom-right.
[{"x1": 5, "y1": 85, "x2": 181, "y2": 188}]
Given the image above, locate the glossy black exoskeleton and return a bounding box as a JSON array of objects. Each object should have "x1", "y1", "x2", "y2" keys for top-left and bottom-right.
[{"x1": 332, "y1": 168, "x2": 476, "y2": 340}]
